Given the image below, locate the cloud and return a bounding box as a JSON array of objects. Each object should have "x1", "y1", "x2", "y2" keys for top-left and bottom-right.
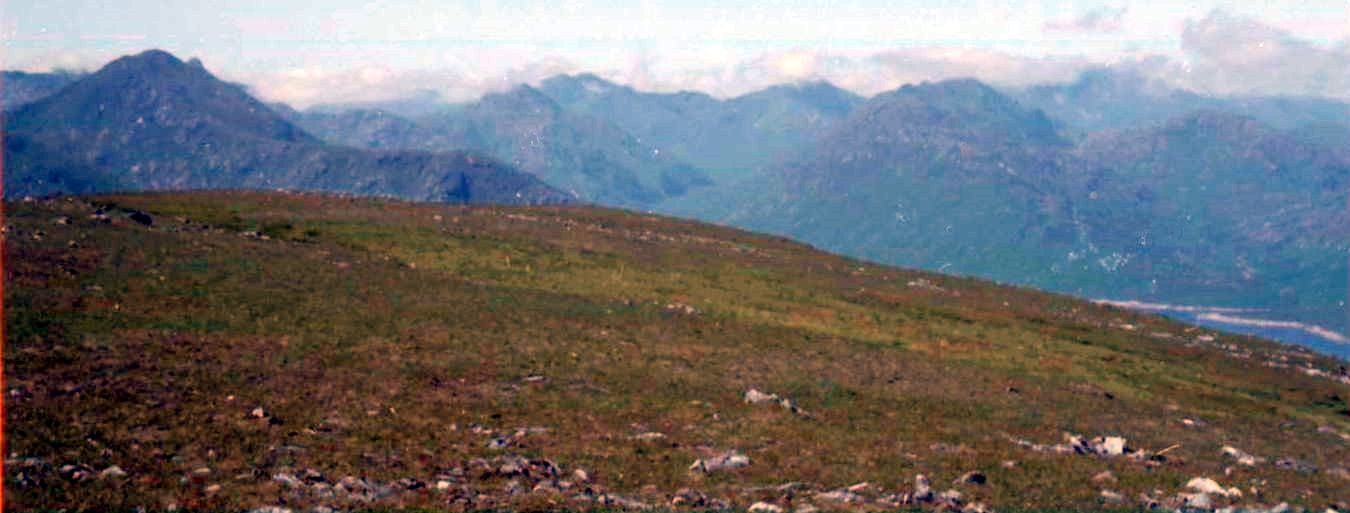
[
  {"x1": 1173, "y1": 9, "x2": 1350, "y2": 98},
  {"x1": 1044, "y1": 7, "x2": 1128, "y2": 33}
]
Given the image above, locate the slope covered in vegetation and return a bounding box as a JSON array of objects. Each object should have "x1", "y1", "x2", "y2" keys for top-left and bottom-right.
[{"x1": 5, "y1": 191, "x2": 1348, "y2": 512}]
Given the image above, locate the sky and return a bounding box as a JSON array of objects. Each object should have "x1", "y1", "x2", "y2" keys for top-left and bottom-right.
[{"x1": 4, "y1": 0, "x2": 1348, "y2": 108}]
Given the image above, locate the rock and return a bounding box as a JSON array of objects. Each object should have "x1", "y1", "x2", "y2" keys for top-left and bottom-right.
[
  {"x1": 435, "y1": 480, "x2": 452, "y2": 490},
  {"x1": 938, "y1": 489, "x2": 963, "y2": 505},
  {"x1": 1176, "y1": 492, "x2": 1211, "y2": 509},
  {"x1": 203, "y1": 484, "x2": 222, "y2": 495},
  {"x1": 1274, "y1": 458, "x2": 1316, "y2": 473},
  {"x1": 598, "y1": 493, "x2": 651, "y2": 510},
  {"x1": 794, "y1": 505, "x2": 820, "y2": 513},
  {"x1": 251, "y1": 407, "x2": 266, "y2": 418},
  {"x1": 814, "y1": 490, "x2": 861, "y2": 503},
  {"x1": 962, "y1": 503, "x2": 992, "y2": 513},
  {"x1": 690, "y1": 451, "x2": 749, "y2": 473},
  {"x1": 913, "y1": 474, "x2": 934, "y2": 502},
  {"x1": 630, "y1": 432, "x2": 667, "y2": 441},
  {"x1": 1186, "y1": 477, "x2": 1241, "y2": 497},
  {"x1": 670, "y1": 488, "x2": 707, "y2": 507},
  {"x1": 954, "y1": 471, "x2": 987, "y2": 485},
  {"x1": 1090, "y1": 471, "x2": 1116, "y2": 484},
  {"x1": 100, "y1": 465, "x2": 128, "y2": 478},
  {"x1": 573, "y1": 469, "x2": 591, "y2": 483},
  {"x1": 1221, "y1": 445, "x2": 1262, "y2": 466},
  {"x1": 273, "y1": 472, "x2": 301, "y2": 487},
  {"x1": 749, "y1": 502, "x2": 784, "y2": 513},
  {"x1": 248, "y1": 508, "x2": 292, "y2": 513},
  {"x1": 1326, "y1": 466, "x2": 1350, "y2": 480},
  {"x1": 503, "y1": 480, "x2": 524, "y2": 495},
  {"x1": 487, "y1": 437, "x2": 514, "y2": 450},
  {"x1": 1100, "y1": 489, "x2": 1124, "y2": 502},
  {"x1": 745, "y1": 389, "x2": 780, "y2": 404},
  {"x1": 1098, "y1": 436, "x2": 1127, "y2": 456}
]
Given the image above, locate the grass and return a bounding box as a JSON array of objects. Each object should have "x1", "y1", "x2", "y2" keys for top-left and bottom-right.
[{"x1": 5, "y1": 190, "x2": 1349, "y2": 512}]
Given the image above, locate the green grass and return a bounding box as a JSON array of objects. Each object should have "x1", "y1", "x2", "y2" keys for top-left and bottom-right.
[{"x1": 5, "y1": 191, "x2": 1349, "y2": 512}]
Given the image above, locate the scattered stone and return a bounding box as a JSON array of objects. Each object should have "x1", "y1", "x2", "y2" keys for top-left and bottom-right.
[
  {"x1": 1000, "y1": 460, "x2": 1018, "y2": 468},
  {"x1": 630, "y1": 432, "x2": 667, "y2": 441},
  {"x1": 749, "y1": 501, "x2": 784, "y2": 513},
  {"x1": 1274, "y1": 458, "x2": 1316, "y2": 473},
  {"x1": 503, "y1": 480, "x2": 524, "y2": 495},
  {"x1": 1100, "y1": 489, "x2": 1125, "y2": 502},
  {"x1": 1186, "y1": 476, "x2": 1241, "y2": 497},
  {"x1": 794, "y1": 504, "x2": 820, "y2": 513},
  {"x1": 814, "y1": 490, "x2": 862, "y2": 503},
  {"x1": 1090, "y1": 471, "x2": 1117, "y2": 484},
  {"x1": 962, "y1": 503, "x2": 992, "y2": 513},
  {"x1": 745, "y1": 389, "x2": 779, "y2": 404},
  {"x1": 273, "y1": 472, "x2": 301, "y2": 487},
  {"x1": 573, "y1": 469, "x2": 591, "y2": 483},
  {"x1": 913, "y1": 474, "x2": 934, "y2": 502},
  {"x1": 248, "y1": 507, "x2": 292, "y2": 513},
  {"x1": 597, "y1": 493, "x2": 652, "y2": 510},
  {"x1": 1326, "y1": 466, "x2": 1350, "y2": 480},
  {"x1": 251, "y1": 407, "x2": 266, "y2": 418},
  {"x1": 203, "y1": 484, "x2": 222, "y2": 495},
  {"x1": 689, "y1": 451, "x2": 749, "y2": 473},
  {"x1": 100, "y1": 465, "x2": 128, "y2": 478},
  {"x1": 954, "y1": 471, "x2": 987, "y2": 485},
  {"x1": 1221, "y1": 446, "x2": 1262, "y2": 466},
  {"x1": 1176, "y1": 492, "x2": 1211, "y2": 509},
  {"x1": 938, "y1": 489, "x2": 963, "y2": 505}
]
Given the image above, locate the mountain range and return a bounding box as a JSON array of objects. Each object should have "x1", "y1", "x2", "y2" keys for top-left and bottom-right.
[
  {"x1": 3, "y1": 50, "x2": 570, "y2": 204},
  {"x1": 5, "y1": 49, "x2": 1346, "y2": 349}
]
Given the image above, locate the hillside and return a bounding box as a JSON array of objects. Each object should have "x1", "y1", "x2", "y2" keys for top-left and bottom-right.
[
  {"x1": 5, "y1": 190, "x2": 1349, "y2": 512},
  {"x1": 3, "y1": 50, "x2": 569, "y2": 205}
]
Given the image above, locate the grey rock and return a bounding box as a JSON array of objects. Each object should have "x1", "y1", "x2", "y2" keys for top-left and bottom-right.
[
  {"x1": 748, "y1": 501, "x2": 784, "y2": 513},
  {"x1": 272, "y1": 472, "x2": 301, "y2": 487},
  {"x1": 1100, "y1": 489, "x2": 1125, "y2": 502},
  {"x1": 690, "y1": 450, "x2": 749, "y2": 473},
  {"x1": 671, "y1": 488, "x2": 708, "y2": 507},
  {"x1": 1221, "y1": 445, "x2": 1263, "y2": 466},
  {"x1": 1274, "y1": 457, "x2": 1316, "y2": 473},
  {"x1": 813, "y1": 490, "x2": 861, "y2": 503},
  {"x1": 1176, "y1": 492, "x2": 1211, "y2": 509},
  {"x1": 503, "y1": 479, "x2": 524, "y2": 495},
  {"x1": 598, "y1": 493, "x2": 652, "y2": 510},
  {"x1": 938, "y1": 489, "x2": 963, "y2": 505},
  {"x1": 914, "y1": 474, "x2": 934, "y2": 502},
  {"x1": 100, "y1": 465, "x2": 128, "y2": 478}
]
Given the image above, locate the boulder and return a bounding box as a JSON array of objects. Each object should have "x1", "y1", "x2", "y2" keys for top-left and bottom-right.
[
  {"x1": 689, "y1": 451, "x2": 750, "y2": 473},
  {"x1": 749, "y1": 502, "x2": 784, "y2": 513}
]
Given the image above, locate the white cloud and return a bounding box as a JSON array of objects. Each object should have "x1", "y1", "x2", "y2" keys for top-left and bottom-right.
[
  {"x1": 1044, "y1": 6, "x2": 1128, "y2": 33},
  {"x1": 1172, "y1": 9, "x2": 1350, "y2": 98}
]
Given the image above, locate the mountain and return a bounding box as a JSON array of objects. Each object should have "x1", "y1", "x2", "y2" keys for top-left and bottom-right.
[
  {"x1": 7, "y1": 190, "x2": 1349, "y2": 511},
  {"x1": 538, "y1": 74, "x2": 864, "y2": 177},
  {"x1": 3, "y1": 50, "x2": 569, "y2": 204},
  {"x1": 291, "y1": 84, "x2": 714, "y2": 207},
  {"x1": 666, "y1": 79, "x2": 1348, "y2": 337},
  {"x1": 2, "y1": 70, "x2": 85, "y2": 109},
  {"x1": 1065, "y1": 110, "x2": 1348, "y2": 318}
]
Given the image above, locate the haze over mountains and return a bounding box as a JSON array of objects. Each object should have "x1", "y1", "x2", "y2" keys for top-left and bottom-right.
[{"x1": 4, "y1": 49, "x2": 1346, "y2": 351}]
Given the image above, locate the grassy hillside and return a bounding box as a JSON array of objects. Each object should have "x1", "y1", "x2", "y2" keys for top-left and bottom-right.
[{"x1": 5, "y1": 191, "x2": 1348, "y2": 512}]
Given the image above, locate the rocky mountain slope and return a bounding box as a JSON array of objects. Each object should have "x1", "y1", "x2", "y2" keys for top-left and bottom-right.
[
  {"x1": 3, "y1": 50, "x2": 570, "y2": 204},
  {"x1": 5, "y1": 190, "x2": 1349, "y2": 512},
  {"x1": 290, "y1": 84, "x2": 713, "y2": 208},
  {"x1": 665, "y1": 79, "x2": 1349, "y2": 341}
]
